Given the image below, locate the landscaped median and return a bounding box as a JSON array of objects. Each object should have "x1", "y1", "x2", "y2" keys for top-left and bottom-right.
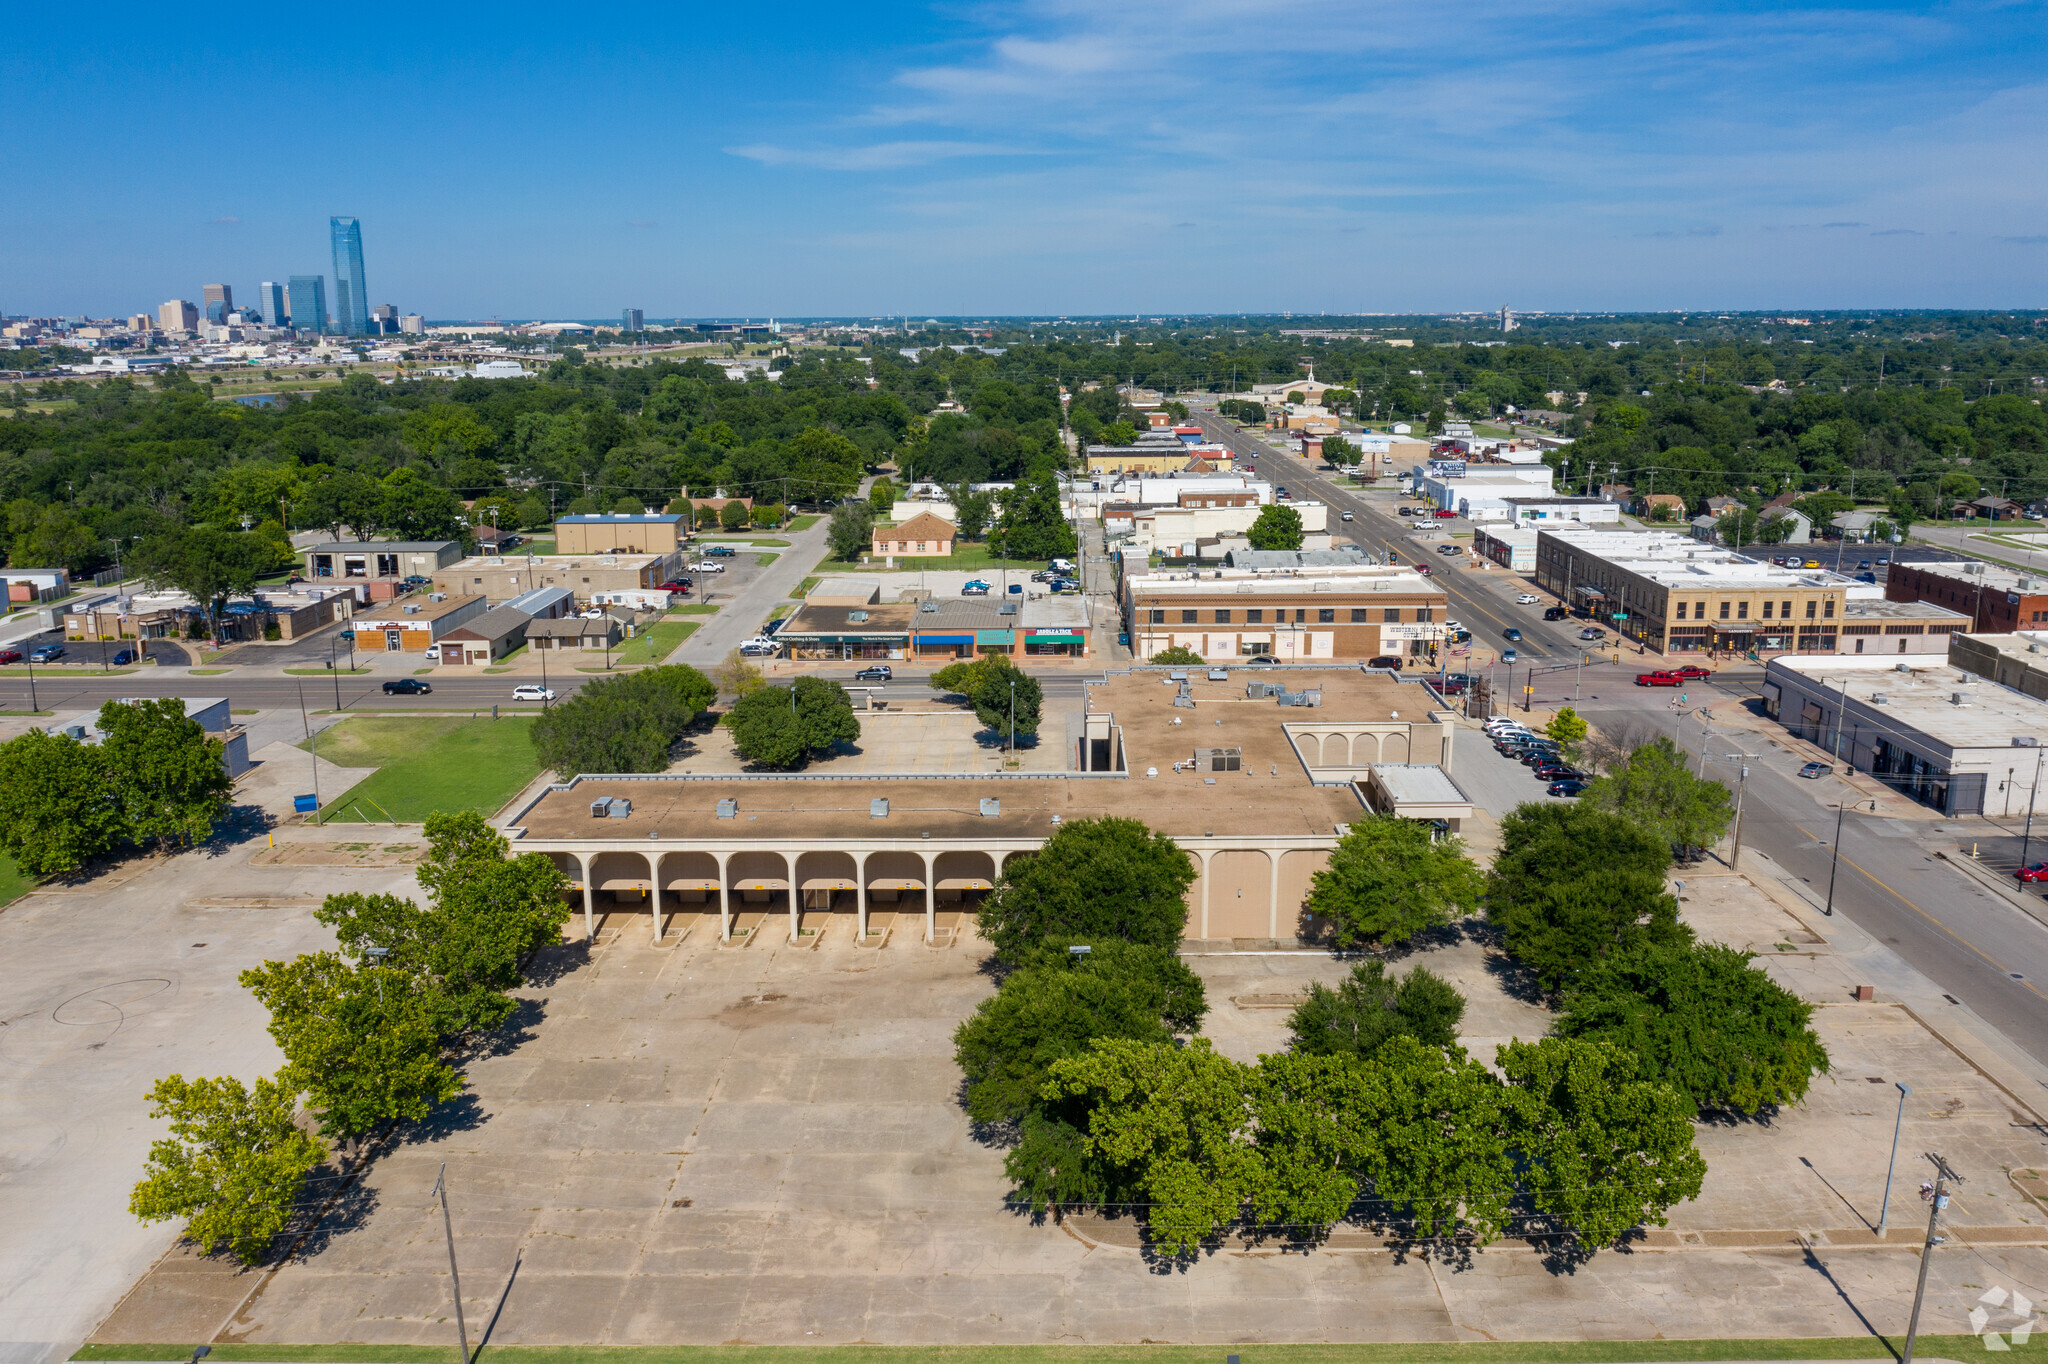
[
  {"x1": 299, "y1": 715, "x2": 541, "y2": 822},
  {"x1": 67, "y1": 1337, "x2": 1989, "y2": 1364}
]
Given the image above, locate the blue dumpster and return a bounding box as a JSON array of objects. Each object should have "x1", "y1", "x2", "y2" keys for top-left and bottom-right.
[{"x1": 292, "y1": 794, "x2": 318, "y2": 814}]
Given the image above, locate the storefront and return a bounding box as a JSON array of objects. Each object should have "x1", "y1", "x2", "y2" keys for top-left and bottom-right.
[
  {"x1": 1024, "y1": 630, "x2": 1086, "y2": 657},
  {"x1": 915, "y1": 632, "x2": 975, "y2": 660},
  {"x1": 785, "y1": 633, "x2": 906, "y2": 661},
  {"x1": 976, "y1": 629, "x2": 1015, "y2": 657}
]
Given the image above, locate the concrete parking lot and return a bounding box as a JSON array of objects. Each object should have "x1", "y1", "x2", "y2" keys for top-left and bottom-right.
[{"x1": 83, "y1": 865, "x2": 2048, "y2": 1351}]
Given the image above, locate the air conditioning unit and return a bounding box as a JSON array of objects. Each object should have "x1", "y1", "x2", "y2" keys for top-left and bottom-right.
[
  {"x1": 403, "y1": 603, "x2": 420, "y2": 613},
  {"x1": 870, "y1": 798, "x2": 889, "y2": 818},
  {"x1": 979, "y1": 798, "x2": 1001, "y2": 817},
  {"x1": 716, "y1": 798, "x2": 737, "y2": 819}
]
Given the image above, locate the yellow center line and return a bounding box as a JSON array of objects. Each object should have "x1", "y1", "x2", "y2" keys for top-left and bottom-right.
[{"x1": 1792, "y1": 820, "x2": 2048, "y2": 1005}]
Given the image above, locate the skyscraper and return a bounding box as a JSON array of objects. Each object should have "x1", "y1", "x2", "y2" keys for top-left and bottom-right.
[
  {"x1": 260, "y1": 280, "x2": 286, "y2": 326},
  {"x1": 329, "y1": 216, "x2": 369, "y2": 336},
  {"x1": 286, "y1": 276, "x2": 327, "y2": 334},
  {"x1": 622, "y1": 308, "x2": 644, "y2": 332},
  {"x1": 203, "y1": 284, "x2": 233, "y2": 325},
  {"x1": 159, "y1": 300, "x2": 198, "y2": 333}
]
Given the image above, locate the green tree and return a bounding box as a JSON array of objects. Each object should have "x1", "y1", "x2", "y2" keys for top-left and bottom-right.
[
  {"x1": 826, "y1": 500, "x2": 875, "y2": 561},
  {"x1": 714, "y1": 648, "x2": 767, "y2": 700},
  {"x1": 978, "y1": 816, "x2": 1195, "y2": 961},
  {"x1": 954, "y1": 939, "x2": 1206, "y2": 1124},
  {"x1": 719, "y1": 499, "x2": 750, "y2": 530},
  {"x1": 1245, "y1": 1051, "x2": 1374, "y2": 1240},
  {"x1": 1304, "y1": 816, "x2": 1483, "y2": 948},
  {"x1": 1556, "y1": 941, "x2": 1831, "y2": 1116},
  {"x1": 0, "y1": 727, "x2": 126, "y2": 876},
  {"x1": 1350, "y1": 1035, "x2": 1516, "y2": 1242},
  {"x1": 529, "y1": 665, "x2": 717, "y2": 775},
  {"x1": 1287, "y1": 960, "x2": 1465, "y2": 1061},
  {"x1": 238, "y1": 953, "x2": 463, "y2": 1150},
  {"x1": 725, "y1": 676, "x2": 861, "y2": 769},
  {"x1": 131, "y1": 527, "x2": 268, "y2": 638},
  {"x1": 750, "y1": 502, "x2": 785, "y2": 528},
  {"x1": 927, "y1": 653, "x2": 1042, "y2": 739},
  {"x1": 1581, "y1": 737, "x2": 1732, "y2": 855},
  {"x1": 9, "y1": 504, "x2": 103, "y2": 573},
  {"x1": 953, "y1": 485, "x2": 995, "y2": 541},
  {"x1": 1043, "y1": 1037, "x2": 1261, "y2": 1256},
  {"x1": 378, "y1": 467, "x2": 464, "y2": 540},
  {"x1": 1100, "y1": 421, "x2": 1137, "y2": 446},
  {"x1": 1149, "y1": 644, "x2": 1203, "y2": 665},
  {"x1": 128, "y1": 1073, "x2": 326, "y2": 1265},
  {"x1": 1544, "y1": 705, "x2": 1589, "y2": 763},
  {"x1": 1246, "y1": 503, "x2": 1305, "y2": 551},
  {"x1": 1497, "y1": 1036, "x2": 1707, "y2": 1247},
  {"x1": 612, "y1": 495, "x2": 645, "y2": 514},
  {"x1": 1486, "y1": 803, "x2": 1688, "y2": 992},
  {"x1": 868, "y1": 477, "x2": 898, "y2": 511},
  {"x1": 784, "y1": 427, "x2": 866, "y2": 501},
  {"x1": 95, "y1": 698, "x2": 233, "y2": 851},
  {"x1": 993, "y1": 470, "x2": 1076, "y2": 560},
  {"x1": 1321, "y1": 434, "x2": 1361, "y2": 468}
]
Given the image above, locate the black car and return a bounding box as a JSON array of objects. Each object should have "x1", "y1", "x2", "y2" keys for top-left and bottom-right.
[
  {"x1": 853, "y1": 665, "x2": 893, "y2": 682},
  {"x1": 382, "y1": 678, "x2": 433, "y2": 695},
  {"x1": 1244, "y1": 654, "x2": 1281, "y2": 665},
  {"x1": 1367, "y1": 655, "x2": 1404, "y2": 670},
  {"x1": 1543, "y1": 606, "x2": 1569, "y2": 621},
  {"x1": 1547, "y1": 779, "x2": 1592, "y2": 797}
]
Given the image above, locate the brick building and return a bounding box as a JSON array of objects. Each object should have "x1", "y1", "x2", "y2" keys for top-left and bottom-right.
[
  {"x1": 1122, "y1": 554, "x2": 1446, "y2": 663},
  {"x1": 1884, "y1": 559, "x2": 2048, "y2": 633}
]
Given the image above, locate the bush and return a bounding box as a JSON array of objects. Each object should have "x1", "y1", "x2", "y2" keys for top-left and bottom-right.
[
  {"x1": 977, "y1": 816, "x2": 1196, "y2": 962},
  {"x1": 529, "y1": 664, "x2": 716, "y2": 775},
  {"x1": 1306, "y1": 816, "x2": 1483, "y2": 948},
  {"x1": 719, "y1": 500, "x2": 750, "y2": 530},
  {"x1": 1149, "y1": 644, "x2": 1202, "y2": 665},
  {"x1": 1556, "y1": 940, "x2": 1831, "y2": 1115}
]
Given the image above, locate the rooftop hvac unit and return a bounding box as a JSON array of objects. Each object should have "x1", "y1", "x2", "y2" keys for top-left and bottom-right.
[
  {"x1": 918, "y1": 600, "x2": 937, "y2": 613},
  {"x1": 848, "y1": 610, "x2": 869, "y2": 622},
  {"x1": 1896, "y1": 662, "x2": 1912, "y2": 672},
  {"x1": 1870, "y1": 692, "x2": 1888, "y2": 704},
  {"x1": 979, "y1": 797, "x2": 1001, "y2": 817},
  {"x1": 590, "y1": 797, "x2": 613, "y2": 819},
  {"x1": 428, "y1": 592, "x2": 446, "y2": 601},
  {"x1": 871, "y1": 798, "x2": 889, "y2": 817},
  {"x1": 998, "y1": 601, "x2": 1018, "y2": 615},
  {"x1": 2016, "y1": 736, "x2": 2041, "y2": 748},
  {"x1": 600, "y1": 556, "x2": 618, "y2": 566},
  {"x1": 608, "y1": 797, "x2": 632, "y2": 818},
  {"x1": 716, "y1": 798, "x2": 737, "y2": 819},
  {"x1": 1952, "y1": 692, "x2": 1971, "y2": 706},
  {"x1": 404, "y1": 603, "x2": 420, "y2": 613},
  {"x1": 1207, "y1": 668, "x2": 1228, "y2": 681},
  {"x1": 1194, "y1": 746, "x2": 1242, "y2": 772}
]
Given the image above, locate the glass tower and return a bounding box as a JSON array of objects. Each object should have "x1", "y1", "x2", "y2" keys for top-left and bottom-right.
[
  {"x1": 261, "y1": 281, "x2": 286, "y2": 326},
  {"x1": 203, "y1": 284, "x2": 233, "y2": 325},
  {"x1": 329, "y1": 216, "x2": 369, "y2": 336},
  {"x1": 287, "y1": 275, "x2": 328, "y2": 334}
]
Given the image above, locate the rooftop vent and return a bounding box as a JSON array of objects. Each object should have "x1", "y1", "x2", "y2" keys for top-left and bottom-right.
[
  {"x1": 870, "y1": 798, "x2": 889, "y2": 818},
  {"x1": 1953, "y1": 691, "x2": 1971, "y2": 706},
  {"x1": 998, "y1": 601, "x2": 1018, "y2": 615},
  {"x1": 918, "y1": 600, "x2": 937, "y2": 613},
  {"x1": 979, "y1": 797, "x2": 1001, "y2": 817},
  {"x1": 1870, "y1": 692, "x2": 1888, "y2": 704},
  {"x1": 1896, "y1": 663, "x2": 1912, "y2": 672},
  {"x1": 600, "y1": 555, "x2": 618, "y2": 567},
  {"x1": 716, "y1": 798, "x2": 737, "y2": 819},
  {"x1": 2015, "y1": 736, "x2": 2040, "y2": 748},
  {"x1": 848, "y1": 610, "x2": 868, "y2": 623},
  {"x1": 403, "y1": 603, "x2": 420, "y2": 613}
]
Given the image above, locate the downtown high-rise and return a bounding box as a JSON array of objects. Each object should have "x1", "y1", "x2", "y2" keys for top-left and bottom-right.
[
  {"x1": 329, "y1": 216, "x2": 369, "y2": 336},
  {"x1": 203, "y1": 284, "x2": 233, "y2": 325},
  {"x1": 287, "y1": 276, "x2": 327, "y2": 334},
  {"x1": 260, "y1": 281, "x2": 286, "y2": 327}
]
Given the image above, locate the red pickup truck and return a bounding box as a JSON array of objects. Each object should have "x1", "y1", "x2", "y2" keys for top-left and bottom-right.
[{"x1": 1635, "y1": 671, "x2": 1683, "y2": 687}]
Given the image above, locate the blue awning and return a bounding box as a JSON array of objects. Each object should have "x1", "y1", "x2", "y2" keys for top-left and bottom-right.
[{"x1": 918, "y1": 634, "x2": 974, "y2": 646}]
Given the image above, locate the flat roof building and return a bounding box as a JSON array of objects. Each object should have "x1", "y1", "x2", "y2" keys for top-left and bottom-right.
[
  {"x1": 1885, "y1": 558, "x2": 2048, "y2": 634},
  {"x1": 554, "y1": 513, "x2": 688, "y2": 556},
  {"x1": 431, "y1": 552, "x2": 677, "y2": 604},
  {"x1": 1762, "y1": 655, "x2": 2048, "y2": 817},
  {"x1": 1121, "y1": 560, "x2": 1446, "y2": 664},
  {"x1": 1838, "y1": 598, "x2": 1971, "y2": 657},
  {"x1": 777, "y1": 592, "x2": 1091, "y2": 661},
  {"x1": 352, "y1": 595, "x2": 489, "y2": 651},
  {"x1": 305, "y1": 541, "x2": 465, "y2": 596}
]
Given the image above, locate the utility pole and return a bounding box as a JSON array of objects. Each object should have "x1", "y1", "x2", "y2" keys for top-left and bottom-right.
[
  {"x1": 1901, "y1": 1154, "x2": 1960, "y2": 1364},
  {"x1": 2018, "y1": 742, "x2": 2045, "y2": 872},
  {"x1": 297, "y1": 681, "x2": 321, "y2": 826},
  {"x1": 431, "y1": 1163, "x2": 472, "y2": 1364}
]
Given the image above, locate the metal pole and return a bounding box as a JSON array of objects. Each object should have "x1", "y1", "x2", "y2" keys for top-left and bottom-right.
[
  {"x1": 330, "y1": 636, "x2": 342, "y2": 710},
  {"x1": 1728, "y1": 764, "x2": 1750, "y2": 870},
  {"x1": 24, "y1": 651, "x2": 36, "y2": 713},
  {"x1": 1901, "y1": 1160, "x2": 1954, "y2": 1364},
  {"x1": 1876, "y1": 1083, "x2": 1911, "y2": 1237},
  {"x1": 297, "y1": 681, "x2": 321, "y2": 825},
  {"x1": 1822, "y1": 799, "x2": 1848, "y2": 916},
  {"x1": 2020, "y1": 744, "x2": 2045, "y2": 873},
  {"x1": 431, "y1": 1163, "x2": 472, "y2": 1364}
]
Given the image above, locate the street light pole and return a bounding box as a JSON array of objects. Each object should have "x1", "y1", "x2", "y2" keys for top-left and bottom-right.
[
  {"x1": 1821, "y1": 798, "x2": 1851, "y2": 916},
  {"x1": 1876, "y1": 1082, "x2": 1912, "y2": 1237},
  {"x1": 431, "y1": 1163, "x2": 472, "y2": 1364},
  {"x1": 2018, "y1": 742, "x2": 2045, "y2": 873}
]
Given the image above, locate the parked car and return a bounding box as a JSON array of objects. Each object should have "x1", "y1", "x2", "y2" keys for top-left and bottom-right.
[
  {"x1": 660, "y1": 579, "x2": 692, "y2": 592},
  {"x1": 1435, "y1": 677, "x2": 1468, "y2": 695},
  {"x1": 1340, "y1": 510, "x2": 1354, "y2": 521},
  {"x1": 28, "y1": 645, "x2": 63, "y2": 663},
  {"x1": 401, "y1": 574, "x2": 432, "y2": 590},
  {"x1": 512, "y1": 684, "x2": 556, "y2": 701},
  {"x1": 1244, "y1": 654, "x2": 1281, "y2": 665},
  {"x1": 1049, "y1": 558, "x2": 1077, "y2": 573},
  {"x1": 1048, "y1": 579, "x2": 1082, "y2": 594},
  {"x1": 691, "y1": 559, "x2": 725, "y2": 573},
  {"x1": 706, "y1": 544, "x2": 737, "y2": 556},
  {"x1": 1367, "y1": 656, "x2": 1405, "y2": 670},
  {"x1": 1543, "y1": 606, "x2": 1569, "y2": 620},
  {"x1": 1855, "y1": 572, "x2": 1877, "y2": 583},
  {"x1": 1635, "y1": 671, "x2": 1682, "y2": 687},
  {"x1": 0, "y1": 649, "x2": 20, "y2": 664},
  {"x1": 1547, "y1": 778, "x2": 1592, "y2": 797},
  {"x1": 961, "y1": 580, "x2": 991, "y2": 596},
  {"x1": 423, "y1": 645, "x2": 442, "y2": 660},
  {"x1": 2017, "y1": 863, "x2": 2048, "y2": 884},
  {"x1": 1877, "y1": 555, "x2": 1890, "y2": 565},
  {"x1": 762, "y1": 617, "x2": 785, "y2": 635},
  {"x1": 1437, "y1": 544, "x2": 1461, "y2": 556},
  {"x1": 1275, "y1": 487, "x2": 1290, "y2": 499},
  {"x1": 853, "y1": 665, "x2": 893, "y2": 682},
  {"x1": 382, "y1": 678, "x2": 432, "y2": 695},
  {"x1": 1858, "y1": 560, "x2": 1872, "y2": 570},
  {"x1": 1517, "y1": 593, "x2": 1540, "y2": 604},
  {"x1": 1803, "y1": 559, "x2": 1820, "y2": 568},
  {"x1": 739, "y1": 642, "x2": 779, "y2": 657},
  {"x1": 1503, "y1": 626, "x2": 1522, "y2": 641},
  {"x1": 111, "y1": 649, "x2": 135, "y2": 665},
  {"x1": 1798, "y1": 761, "x2": 1831, "y2": 779},
  {"x1": 1398, "y1": 506, "x2": 1415, "y2": 517},
  {"x1": 1579, "y1": 626, "x2": 1605, "y2": 639},
  {"x1": 1030, "y1": 569, "x2": 1057, "y2": 582},
  {"x1": 1534, "y1": 763, "x2": 1582, "y2": 781}
]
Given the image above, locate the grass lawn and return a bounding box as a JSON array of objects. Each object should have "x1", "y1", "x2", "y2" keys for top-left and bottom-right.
[
  {"x1": 672, "y1": 604, "x2": 720, "y2": 615},
  {"x1": 754, "y1": 553, "x2": 778, "y2": 567},
  {"x1": 814, "y1": 542, "x2": 1048, "y2": 575},
  {"x1": 0, "y1": 852, "x2": 37, "y2": 908},
  {"x1": 785, "y1": 514, "x2": 821, "y2": 531},
  {"x1": 69, "y1": 1337, "x2": 1986, "y2": 1364},
  {"x1": 632, "y1": 618, "x2": 699, "y2": 660},
  {"x1": 791, "y1": 575, "x2": 821, "y2": 598},
  {"x1": 301, "y1": 715, "x2": 542, "y2": 823}
]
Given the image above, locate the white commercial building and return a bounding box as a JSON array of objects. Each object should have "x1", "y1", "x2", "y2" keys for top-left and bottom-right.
[
  {"x1": 1761, "y1": 655, "x2": 2048, "y2": 817},
  {"x1": 1128, "y1": 501, "x2": 1332, "y2": 558},
  {"x1": 1413, "y1": 464, "x2": 1556, "y2": 522},
  {"x1": 1503, "y1": 496, "x2": 1622, "y2": 528}
]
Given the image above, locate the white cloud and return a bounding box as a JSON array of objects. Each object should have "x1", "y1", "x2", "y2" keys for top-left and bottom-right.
[{"x1": 725, "y1": 140, "x2": 1022, "y2": 171}]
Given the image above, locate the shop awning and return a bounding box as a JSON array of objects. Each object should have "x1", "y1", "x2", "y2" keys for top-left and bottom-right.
[
  {"x1": 1030, "y1": 633, "x2": 1084, "y2": 643},
  {"x1": 918, "y1": 634, "x2": 974, "y2": 646},
  {"x1": 805, "y1": 635, "x2": 908, "y2": 644},
  {"x1": 975, "y1": 629, "x2": 1015, "y2": 646}
]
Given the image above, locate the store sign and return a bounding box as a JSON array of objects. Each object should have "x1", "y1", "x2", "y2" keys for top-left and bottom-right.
[{"x1": 1381, "y1": 623, "x2": 1444, "y2": 641}]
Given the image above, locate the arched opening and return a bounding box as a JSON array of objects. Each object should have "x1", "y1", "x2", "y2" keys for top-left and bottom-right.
[
  {"x1": 933, "y1": 849, "x2": 998, "y2": 942},
  {"x1": 659, "y1": 850, "x2": 722, "y2": 941},
  {"x1": 795, "y1": 850, "x2": 859, "y2": 939},
  {"x1": 588, "y1": 850, "x2": 654, "y2": 939},
  {"x1": 725, "y1": 850, "x2": 791, "y2": 940},
  {"x1": 863, "y1": 850, "x2": 927, "y2": 941}
]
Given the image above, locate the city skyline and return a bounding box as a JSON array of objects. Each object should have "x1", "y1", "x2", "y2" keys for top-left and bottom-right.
[{"x1": 4, "y1": 3, "x2": 2046, "y2": 318}]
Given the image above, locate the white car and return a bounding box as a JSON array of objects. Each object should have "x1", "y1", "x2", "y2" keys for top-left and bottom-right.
[
  {"x1": 580, "y1": 607, "x2": 608, "y2": 619},
  {"x1": 1516, "y1": 593, "x2": 1541, "y2": 605},
  {"x1": 1340, "y1": 510, "x2": 1354, "y2": 521},
  {"x1": 1443, "y1": 621, "x2": 1465, "y2": 635},
  {"x1": 692, "y1": 559, "x2": 725, "y2": 573},
  {"x1": 512, "y1": 684, "x2": 555, "y2": 702}
]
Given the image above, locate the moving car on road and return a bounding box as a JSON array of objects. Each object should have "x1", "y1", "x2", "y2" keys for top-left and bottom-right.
[
  {"x1": 1798, "y1": 761, "x2": 1831, "y2": 779},
  {"x1": 853, "y1": 665, "x2": 893, "y2": 681},
  {"x1": 1673, "y1": 664, "x2": 1713, "y2": 680},
  {"x1": 513, "y1": 685, "x2": 555, "y2": 701},
  {"x1": 1340, "y1": 510, "x2": 1354, "y2": 521},
  {"x1": 1635, "y1": 671, "x2": 1682, "y2": 687},
  {"x1": 382, "y1": 678, "x2": 432, "y2": 695},
  {"x1": 1503, "y1": 627, "x2": 1522, "y2": 641},
  {"x1": 1502, "y1": 648, "x2": 1517, "y2": 663},
  {"x1": 1543, "y1": 606, "x2": 1569, "y2": 620},
  {"x1": 1412, "y1": 563, "x2": 1432, "y2": 575},
  {"x1": 1517, "y1": 593, "x2": 1540, "y2": 604}
]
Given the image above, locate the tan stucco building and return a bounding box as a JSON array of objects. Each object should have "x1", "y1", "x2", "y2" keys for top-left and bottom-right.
[
  {"x1": 351, "y1": 595, "x2": 488, "y2": 651},
  {"x1": 871, "y1": 511, "x2": 956, "y2": 560},
  {"x1": 553, "y1": 513, "x2": 687, "y2": 555},
  {"x1": 1122, "y1": 555, "x2": 1448, "y2": 662}
]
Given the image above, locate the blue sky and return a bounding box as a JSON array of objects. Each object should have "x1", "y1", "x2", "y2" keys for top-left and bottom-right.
[{"x1": 5, "y1": 0, "x2": 2046, "y2": 317}]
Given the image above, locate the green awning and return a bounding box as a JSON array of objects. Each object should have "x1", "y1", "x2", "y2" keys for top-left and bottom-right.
[
  {"x1": 975, "y1": 629, "x2": 1015, "y2": 645},
  {"x1": 1030, "y1": 633, "x2": 1084, "y2": 644}
]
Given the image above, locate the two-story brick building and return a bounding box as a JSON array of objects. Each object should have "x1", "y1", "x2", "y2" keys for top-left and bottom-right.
[
  {"x1": 1885, "y1": 559, "x2": 2048, "y2": 633},
  {"x1": 1121, "y1": 552, "x2": 1447, "y2": 663}
]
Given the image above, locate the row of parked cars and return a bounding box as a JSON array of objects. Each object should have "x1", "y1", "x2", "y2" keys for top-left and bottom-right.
[{"x1": 1484, "y1": 717, "x2": 1592, "y2": 796}]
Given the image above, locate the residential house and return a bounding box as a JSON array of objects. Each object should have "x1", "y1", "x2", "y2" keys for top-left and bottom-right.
[
  {"x1": 1634, "y1": 493, "x2": 1688, "y2": 520},
  {"x1": 437, "y1": 604, "x2": 532, "y2": 665},
  {"x1": 871, "y1": 511, "x2": 957, "y2": 561},
  {"x1": 1760, "y1": 506, "x2": 1812, "y2": 544},
  {"x1": 524, "y1": 615, "x2": 624, "y2": 652}
]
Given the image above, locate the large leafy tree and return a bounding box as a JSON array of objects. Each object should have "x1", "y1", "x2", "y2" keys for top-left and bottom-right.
[
  {"x1": 1348, "y1": 1035, "x2": 1516, "y2": 1243},
  {"x1": 994, "y1": 470, "x2": 1076, "y2": 560},
  {"x1": 128, "y1": 1073, "x2": 327, "y2": 1265},
  {"x1": 1043, "y1": 1038, "x2": 1262, "y2": 1256},
  {"x1": 1556, "y1": 941, "x2": 1831, "y2": 1116},
  {"x1": 0, "y1": 727, "x2": 126, "y2": 875},
  {"x1": 96, "y1": 698, "x2": 233, "y2": 851},
  {"x1": 529, "y1": 664, "x2": 716, "y2": 775},
  {"x1": 1246, "y1": 503, "x2": 1305, "y2": 550},
  {"x1": 928, "y1": 654, "x2": 1042, "y2": 739},
  {"x1": 954, "y1": 939, "x2": 1205, "y2": 1125},
  {"x1": 1287, "y1": 960, "x2": 1465, "y2": 1061},
  {"x1": 784, "y1": 427, "x2": 866, "y2": 502},
  {"x1": 130, "y1": 526, "x2": 268, "y2": 637},
  {"x1": 238, "y1": 953, "x2": 463, "y2": 1151},
  {"x1": 826, "y1": 500, "x2": 875, "y2": 561},
  {"x1": 1497, "y1": 1036, "x2": 1707, "y2": 1248},
  {"x1": 1245, "y1": 1052, "x2": 1374, "y2": 1240},
  {"x1": 977, "y1": 817, "x2": 1195, "y2": 961},
  {"x1": 1485, "y1": 802, "x2": 1688, "y2": 992},
  {"x1": 1305, "y1": 816, "x2": 1483, "y2": 948},
  {"x1": 1581, "y1": 737, "x2": 1733, "y2": 855},
  {"x1": 725, "y1": 676, "x2": 861, "y2": 769}
]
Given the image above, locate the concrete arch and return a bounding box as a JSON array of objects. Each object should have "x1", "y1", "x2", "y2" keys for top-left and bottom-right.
[
  {"x1": 658, "y1": 850, "x2": 721, "y2": 901},
  {"x1": 932, "y1": 850, "x2": 998, "y2": 903},
  {"x1": 796, "y1": 849, "x2": 860, "y2": 911},
  {"x1": 1204, "y1": 849, "x2": 1271, "y2": 939},
  {"x1": 1277, "y1": 848, "x2": 1327, "y2": 940},
  {"x1": 1379, "y1": 730, "x2": 1411, "y2": 763}
]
